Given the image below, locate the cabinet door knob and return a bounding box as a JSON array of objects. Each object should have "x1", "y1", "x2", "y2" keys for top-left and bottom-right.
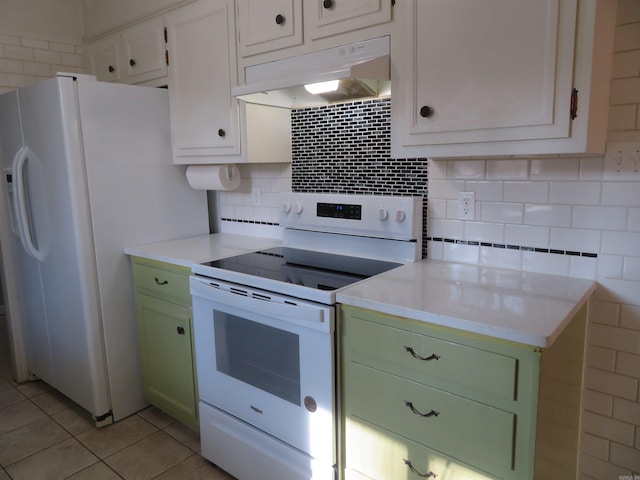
[
  {"x1": 419, "y1": 105, "x2": 433, "y2": 118},
  {"x1": 108, "y1": 65, "x2": 115, "y2": 73},
  {"x1": 218, "y1": 128, "x2": 226, "y2": 138},
  {"x1": 404, "y1": 346, "x2": 440, "y2": 361},
  {"x1": 176, "y1": 326, "x2": 185, "y2": 335},
  {"x1": 275, "y1": 14, "x2": 285, "y2": 25},
  {"x1": 403, "y1": 459, "x2": 437, "y2": 478},
  {"x1": 323, "y1": 0, "x2": 333, "y2": 8},
  {"x1": 129, "y1": 58, "x2": 136, "y2": 66}
]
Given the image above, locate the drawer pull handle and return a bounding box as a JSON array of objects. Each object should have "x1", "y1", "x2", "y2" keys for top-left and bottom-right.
[
  {"x1": 404, "y1": 400, "x2": 439, "y2": 418},
  {"x1": 403, "y1": 459, "x2": 437, "y2": 478},
  {"x1": 404, "y1": 346, "x2": 440, "y2": 361},
  {"x1": 154, "y1": 277, "x2": 168, "y2": 286}
]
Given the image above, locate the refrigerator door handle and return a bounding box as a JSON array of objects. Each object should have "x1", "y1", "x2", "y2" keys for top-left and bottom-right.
[{"x1": 12, "y1": 146, "x2": 44, "y2": 261}]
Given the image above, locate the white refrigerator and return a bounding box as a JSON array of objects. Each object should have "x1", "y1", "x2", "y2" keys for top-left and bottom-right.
[{"x1": 0, "y1": 74, "x2": 209, "y2": 425}]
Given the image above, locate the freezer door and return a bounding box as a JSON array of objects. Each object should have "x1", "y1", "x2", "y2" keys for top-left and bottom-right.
[
  {"x1": 0, "y1": 90, "x2": 51, "y2": 383},
  {"x1": 17, "y1": 77, "x2": 112, "y2": 418}
]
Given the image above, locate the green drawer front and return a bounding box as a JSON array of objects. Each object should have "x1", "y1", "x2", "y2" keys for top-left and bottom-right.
[
  {"x1": 344, "y1": 313, "x2": 518, "y2": 401},
  {"x1": 345, "y1": 416, "x2": 495, "y2": 480},
  {"x1": 132, "y1": 259, "x2": 191, "y2": 305},
  {"x1": 344, "y1": 362, "x2": 515, "y2": 475}
]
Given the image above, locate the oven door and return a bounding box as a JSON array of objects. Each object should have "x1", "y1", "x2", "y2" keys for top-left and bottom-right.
[{"x1": 190, "y1": 275, "x2": 335, "y2": 465}]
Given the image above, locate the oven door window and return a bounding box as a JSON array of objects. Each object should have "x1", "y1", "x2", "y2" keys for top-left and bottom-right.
[{"x1": 214, "y1": 311, "x2": 301, "y2": 406}]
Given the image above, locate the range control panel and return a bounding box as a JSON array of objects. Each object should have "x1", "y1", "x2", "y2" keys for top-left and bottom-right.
[{"x1": 280, "y1": 193, "x2": 422, "y2": 241}]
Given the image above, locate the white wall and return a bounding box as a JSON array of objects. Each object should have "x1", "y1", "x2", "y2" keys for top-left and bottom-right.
[
  {"x1": 427, "y1": 1, "x2": 640, "y2": 476},
  {"x1": 0, "y1": 0, "x2": 84, "y2": 43},
  {"x1": 0, "y1": 0, "x2": 86, "y2": 94}
]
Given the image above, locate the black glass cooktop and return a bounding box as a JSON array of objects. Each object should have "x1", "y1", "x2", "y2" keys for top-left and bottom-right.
[{"x1": 201, "y1": 247, "x2": 401, "y2": 291}]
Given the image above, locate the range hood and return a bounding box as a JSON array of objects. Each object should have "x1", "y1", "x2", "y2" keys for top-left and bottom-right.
[{"x1": 232, "y1": 36, "x2": 390, "y2": 108}]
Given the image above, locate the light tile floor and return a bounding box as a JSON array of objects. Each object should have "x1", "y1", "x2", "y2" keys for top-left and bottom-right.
[{"x1": 0, "y1": 315, "x2": 235, "y2": 479}]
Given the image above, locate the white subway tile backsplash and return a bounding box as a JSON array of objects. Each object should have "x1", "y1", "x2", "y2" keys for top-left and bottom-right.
[
  {"x1": 530, "y1": 158, "x2": 580, "y2": 180},
  {"x1": 610, "y1": 77, "x2": 640, "y2": 105},
  {"x1": 602, "y1": 231, "x2": 640, "y2": 256},
  {"x1": 426, "y1": 240, "x2": 444, "y2": 260},
  {"x1": 579, "y1": 454, "x2": 633, "y2": 480},
  {"x1": 0, "y1": 58, "x2": 23, "y2": 74},
  {"x1": 442, "y1": 242, "x2": 480, "y2": 264},
  {"x1": 570, "y1": 255, "x2": 598, "y2": 279},
  {"x1": 591, "y1": 300, "x2": 621, "y2": 326},
  {"x1": 49, "y1": 42, "x2": 76, "y2": 54},
  {"x1": 590, "y1": 323, "x2": 640, "y2": 355},
  {"x1": 573, "y1": 206, "x2": 628, "y2": 230},
  {"x1": 521, "y1": 250, "x2": 570, "y2": 275},
  {"x1": 524, "y1": 204, "x2": 573, "y2": 227},
  {"x1": 503, "y1": 181, "x2": 549, "y2": 203},
  {"x1": 479, "y1": 245, "x2": 522, "y2": 270},
  {"x1": 549, "y1": 181, "x2": 601, "y2": 205},
  {"x1": 579, "y1": 157, "x2": 605, "y2": 181},
  {"x1": 486, "y1": 159, "x2": 528, "y2": 180},
  {"x1": 580, "y1": 433, "x2": 609, "y2": 460},
  {"x1": 622, "y1": 256, "x2": 640, "y2": 281},
  {"x1": 597, "y1": 254, "x2": 625, "y2": 279},
  {"x1": 550, "y1": 227, "x2": 601, "y2": 252},
  {"x1": 428, "y1": 159, "x2": 447, "y2": 179},
  {"x1": 608, "y1": 105, "x2": 637, "y2": 131},
  {"x1": 428, "y1": 218, "x2": 464, "y2": 238},
  {"x1": 586, "y1": 345, "x2": 617, "y2": 371},
  {"x1": 602, "y1": 182, "x2": 640, "y2": 206},
  {"x1": 612, "y1": 398, "x2": 640, "y2": 427},
  {"x1": 614, "y1": 21, "x2": 640, "y2": 51},
  {"x1": 480, "y1": 202, "x2": 523, "y2": 224},
  {"x1": 620, "y1": 305, "x2": 640, "y2": 331},
  {"x1": 612, "y1": 50, "x2": 640, "y2": 78},
  {"x1": 464, "y1": 221, "x2": 504, "y2": 243},
  {"x1": 428, "y1": 179, "x2": 466, "y2": 199},
  {"x1": 33, "y1": 49, "x2": 60, "y2": 65},
  {"x1": 610, "y1": 443, "x2": 640, "y2": 473},
  {"x1": 582, "y1": 388, "x2": 614, "y2": 416},
  {"x1": 598, "y1": 277, "x2": 640, "y2": 307},
  {"x1": 616, "y1": 351, "x2": 640, "y2": 378},
  {"x1": 464, "y1": 180, "x2": 503, "y2": 201},
  {"x1": 449, "y1": 160, "x2": 485, "y2": 179},
  {"x1": 504, "y1": 224, "x2": 549, "y2": 248},
  {"x1": 427, "y1": 198, "x2": 447, "y2": 219},
  {"x1": 23, "y1": 61, "x2": 50, "y2": 77},
  {"x1": 581, "y1": 409, "x2": 636, "y2": 444}
]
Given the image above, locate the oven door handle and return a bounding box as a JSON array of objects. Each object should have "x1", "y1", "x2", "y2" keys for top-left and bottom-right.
[{"x1": 194, "y1": 281, "x2": 325, "y2": 324}]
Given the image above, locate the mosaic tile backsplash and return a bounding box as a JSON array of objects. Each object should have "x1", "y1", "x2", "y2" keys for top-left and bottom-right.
[{"x1": 291, "y1": 98, "x2": 429, "y2": 257}]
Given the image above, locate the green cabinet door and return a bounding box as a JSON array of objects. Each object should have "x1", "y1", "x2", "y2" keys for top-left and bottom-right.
[{"x1": 136, "y1": 293, "x2": 198, "y2": 431}]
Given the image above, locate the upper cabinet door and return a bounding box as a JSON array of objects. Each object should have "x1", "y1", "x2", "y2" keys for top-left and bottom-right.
[
  {"x1": 122, "y1": 17, "x2": 168, "y2": 85},
  {"x1": 165, "y1": 0, "x2": 241, "y2": 162},
  {"x1": 237, "y1": 0, "x2": 303, "y2": 57},
  {"x1": 303, "y1": 0, "x2": 392, "y2": 40},
  {"x1": 391, "y1": 0, "x2": 616, "y2": 158},
  {"x1": 86, "y1": 34, "x2": 121, "y2": 83}
]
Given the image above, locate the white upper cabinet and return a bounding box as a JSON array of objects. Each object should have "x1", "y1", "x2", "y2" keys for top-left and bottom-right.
[
  {"x1": 86, "y1": 17, "x2": 167, "y2": 86},
  {"x1": 303, "y1": 0, "x2": 392, "y2": 41},
  {"x1": 237, "y1": 0, "x2": 303, "y2": 57},
  {"x1": 121, "y1": 17, "x2": 168, "y2": 85},
  {"x1": 391, "y1": 0, "x2": 617, "y2": 158},
  {"x1": 165, "y1": 0, "x2": 241, "y2": 162},
  {"x1": 86, "y1": 33, "x2": 122, "y2": 83}
]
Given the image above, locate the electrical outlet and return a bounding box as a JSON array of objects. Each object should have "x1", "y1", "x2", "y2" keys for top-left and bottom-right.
[
  {"x1": 604, "y1": 142, "x2": 640, "y2": 180},
  {"x1": 252, "y1": 187, "x2": 262, "y2": 206},
  {"x1": 458, "y1": 192, "x2": 475, "y2": 220}
]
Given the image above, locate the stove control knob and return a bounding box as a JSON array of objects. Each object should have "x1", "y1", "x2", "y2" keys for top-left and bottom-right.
[
  {"x1": 395, "y1": 209, "x2": 406, "y2": 222},
  {"x1": 282, "y1": 202, "x2": 291, "y2": 214},
  {"x1": 293, "y1": 202, "x2": 304, "y2": 214},
  {"x1": 378, "y1": 208, "x2": 389, "y2": 221}
]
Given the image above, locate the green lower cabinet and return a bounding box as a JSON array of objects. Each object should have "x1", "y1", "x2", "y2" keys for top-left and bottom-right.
[
  {"x1": 131, "y1": 257, "x2": 199, "y2": 431},
  {"x1": 340, "y1": 304, "x2": 587, "y2": 480},
  {"x1": 136, "y1": 293, "x2": 198, "y2": 430}
]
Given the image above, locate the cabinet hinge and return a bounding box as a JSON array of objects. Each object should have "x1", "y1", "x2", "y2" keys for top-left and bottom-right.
[
  {"x1": 570, "y1": 88, "x2": 579, "y2": 120},
  {"x1": 165, "y1": 50, "x2": 169, "y2": 66},
  {"x1": 164, "y1": 27, "x2": 168, "y2": 43}
]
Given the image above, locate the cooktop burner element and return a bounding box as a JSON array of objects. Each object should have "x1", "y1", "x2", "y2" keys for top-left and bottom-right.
[{"x1": 201, "y1": 247, "x2": 402, "y2": 291}]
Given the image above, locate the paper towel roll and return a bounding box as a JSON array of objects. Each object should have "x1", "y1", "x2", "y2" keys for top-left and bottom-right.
[{"x1": 186, "y1": 164, "x2": 241, "y2": 191}]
